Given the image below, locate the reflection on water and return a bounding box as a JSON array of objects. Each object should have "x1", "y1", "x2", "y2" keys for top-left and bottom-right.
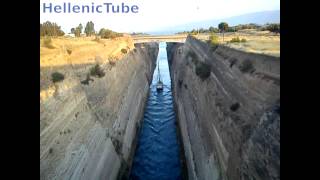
[{"x1": 130, "y1": 42, "x2": 182, "y2": 180}]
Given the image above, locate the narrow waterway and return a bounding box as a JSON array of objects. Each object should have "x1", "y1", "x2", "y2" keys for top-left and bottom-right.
[{"x1": 130, "y1": 42, "x2": 182, "y2": 180}]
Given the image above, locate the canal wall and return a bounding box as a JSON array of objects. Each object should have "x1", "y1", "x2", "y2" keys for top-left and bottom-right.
[
  {"x1": 40, "y1": 40, "x2": 159, "y2": 180},
  {"x1": 167, "y1": 36, "x2": 280, "y2": 180}
]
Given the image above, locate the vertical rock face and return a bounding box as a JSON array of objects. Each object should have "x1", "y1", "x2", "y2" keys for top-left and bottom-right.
[
  {"x1": 167, "y1": 36, "x2": 280, "y2": 180},
  {"x1": 40, "y1": 42, "x2": 159, "y2": 180}
]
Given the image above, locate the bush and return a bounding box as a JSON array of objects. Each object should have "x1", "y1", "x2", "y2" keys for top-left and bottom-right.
[
  {"x1": 90, "y1": 64, "x2": 105, "y2": 78},
  {"x1": 43, "y1": 38, "x2": 55, "y2": 49},
  {"x1": 121, "y1": 48, "x2": 127, "y2": 54},
  {"x1": 99, "y1": 28, "x2": 123, "y2": 39},
  {"x1": 195, "y1": 62, "x2": 211, "y2": 81},
  {"x1": 230, "y1": 102, "x2": 240, "y2": 111},
  {"x1": 209, "y1": 33, "x2": 219, "y2": 46},
  {"x1": 67, "y1": 48, "x2": 72, "y2": 55},
  {"x1": 239, "y1": 59, "x2": 254, "y2": 73},
  {"x1": 241, "y1": 38, "x2": 247, "y2": 42},
  {"x1": 51, "y1": 72, "x2": 64, "y2": 83},
  {"x1": 230, "y1": 36, "x2": 241, "y2": 43}
]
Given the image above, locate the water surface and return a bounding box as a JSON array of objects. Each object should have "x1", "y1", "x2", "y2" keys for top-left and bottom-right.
[{"x1": 130, "y1": 42, "x2": 182, "y2": 180}]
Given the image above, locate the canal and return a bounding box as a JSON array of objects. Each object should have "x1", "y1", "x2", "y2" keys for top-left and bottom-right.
[{"x1": 130, "y1": 42, "x2": 182, "y2": 180}]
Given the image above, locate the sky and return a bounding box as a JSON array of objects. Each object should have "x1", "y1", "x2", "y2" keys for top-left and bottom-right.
[{"x1": 40, "y1": 0, "x2": 280, "y2": 33}]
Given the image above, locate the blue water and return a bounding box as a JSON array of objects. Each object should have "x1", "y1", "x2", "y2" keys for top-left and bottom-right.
[{"x1": 130, "y1": 42, "x2": 182, "y2": 180}]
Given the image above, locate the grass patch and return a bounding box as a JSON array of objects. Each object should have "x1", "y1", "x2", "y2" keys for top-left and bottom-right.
[
  {"x1": 43, "y1": 38, "x2": 55, "y2": 49},
  {"x1": 90, "y1": 64, "x2": 105, "y2": 78},
  {"x1": 195, "y1": 61, "x2": 211, "y2": 81},
  {"x1": 51, "y1": 72, "x2": 64, "y2": 83},
  {"x1": 239, "y1": 59, "x2": 254, "y2": 73}
]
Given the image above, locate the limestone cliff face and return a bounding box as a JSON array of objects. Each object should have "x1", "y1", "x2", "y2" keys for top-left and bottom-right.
[
  {"x1": 40, "y1": 42, "x2": 158, "y2": 180},
  {"x1": 167, "y1": 36, "x2": 280, "y2": 180}
]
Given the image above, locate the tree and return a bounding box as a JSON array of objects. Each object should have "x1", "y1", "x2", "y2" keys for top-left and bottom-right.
[
  {"x1": 209, "y1": 26, "x2": 218, "y2": 33},
  {"x1": 71, "y1": 28, "x2": 75, "y2": 34},
  {"x1": 78, "y1": 24, "x2": 83, "y2": 34},
  {"x1": 266, "y1": 23, "x2": 280, "y2": 33},
  {"x1": 218, "y1": 22, "x2": 229, "y2": 42},
  {"x1": 98, "y1": 28, "x2": 123, "y2": 39},
  {"x1": 84, "y1": 21, "x2": 95, "y2": 36},
  {"x1": 74, "y1": 27, "x2": 81, "y2": 37},
  {"x1": 40, "y1": 21, "x2": 65, "y2": 37}
]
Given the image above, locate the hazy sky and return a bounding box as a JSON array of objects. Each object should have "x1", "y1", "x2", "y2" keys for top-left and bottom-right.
[{"x1": 40, "y1": 0, "x2": 280, "y2": 33}]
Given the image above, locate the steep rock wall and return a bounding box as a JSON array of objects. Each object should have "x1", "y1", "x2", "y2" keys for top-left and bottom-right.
[
  {"x1": 167, "y1": 36, "x2": 280, "y2": 180},
  {"x1": 40, "y1": 42, "x2": 159, "y2": 180}
]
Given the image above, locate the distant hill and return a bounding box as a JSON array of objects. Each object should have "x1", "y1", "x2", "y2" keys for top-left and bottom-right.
[{"x1": 149, "y1": 10, "x2": 280, "y2": 35}]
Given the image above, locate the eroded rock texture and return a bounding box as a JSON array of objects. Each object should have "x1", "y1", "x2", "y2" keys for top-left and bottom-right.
[
  {"x1": 167, "y1": 36, "x2": 280, "y2": 180},
  {"x1": 40, "y1": 43, "x2": 158, "y2": 180}
]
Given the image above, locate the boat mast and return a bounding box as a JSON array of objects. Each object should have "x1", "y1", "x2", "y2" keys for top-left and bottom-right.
[{"x1": 157, "y1": 60, "x2": 161, "y2": 82}]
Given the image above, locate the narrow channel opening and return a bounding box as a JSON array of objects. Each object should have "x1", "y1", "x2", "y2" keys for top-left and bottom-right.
[{"x1": 130, "y1": 42, "x2": 182, "y2": 179}]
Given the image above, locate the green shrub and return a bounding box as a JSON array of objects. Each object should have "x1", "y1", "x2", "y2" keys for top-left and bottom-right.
[
  {"x1": 241, "y1": 38, "x2": 247, "y2": 42},
  {"x1": 195, "y1": 62, "x2": 211, "y2": 80},
  {"x1": 99, "y1": 28, "x2": 123, "y2": 39},
  {"x1": 43, "y1": 38, "x2": 55, "y2": 49},
  {"x1": 90, "y1": 64, "x2": 105, "y2": 78},
  {"x1": 230, "y1": 36, "x2": 241, "y2": 43},
  {"x1": 51, "y1": 72, "x2": 64, "y2": 83},
  {"x1": 209, "y1": 33, "x2": 219, "y2": 45},
  {"x1": 239, "y1": 59, "x2": 254, "y2": 73},
  {"x1": 121, "y1": 48, "x2": 127, "y2": 54}
]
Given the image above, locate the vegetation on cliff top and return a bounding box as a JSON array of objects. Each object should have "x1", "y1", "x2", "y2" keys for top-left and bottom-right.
[{"x1": 51, "y1": 72, "x2": 65, "y2": 83}]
